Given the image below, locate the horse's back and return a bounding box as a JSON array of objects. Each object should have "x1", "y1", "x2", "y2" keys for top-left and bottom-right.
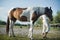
[{"x1": 8, "y1": 7, "x2": 45, "y2": 22}]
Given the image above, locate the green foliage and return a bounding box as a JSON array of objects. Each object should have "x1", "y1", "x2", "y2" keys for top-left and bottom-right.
[
  {"x1": 37, "y1": 18, "x2": 42, "y2": 24},
  {"x1": 50, "y1": 11, "x2": 60, "y2": 24},
  {"x1": 0, "y1": 20, "x2": 6, "y2": 25},
  {"x1": 49, "y1": 16, "x2": 55, "y2": 24},
  {"x1": 35, "y1": 18, "x2": 42, "y2": 27},
  {"x1": 55, "y1": 11, "x2": 60, "y2": 23}
]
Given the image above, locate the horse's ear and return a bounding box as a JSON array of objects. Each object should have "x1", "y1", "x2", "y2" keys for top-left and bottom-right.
[{"x1": 50, "y1": 7, "x2": 51, "y2": 9}]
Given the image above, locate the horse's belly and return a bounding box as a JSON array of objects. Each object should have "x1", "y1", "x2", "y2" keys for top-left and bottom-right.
[{"x1": 20, "y1": 10, "x2": 30, "y2": 21}]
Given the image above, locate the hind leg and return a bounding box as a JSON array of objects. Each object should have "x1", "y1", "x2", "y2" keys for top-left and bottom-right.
[{"x1": 9, "y1": 20, "x2": 15, "y2": 37}]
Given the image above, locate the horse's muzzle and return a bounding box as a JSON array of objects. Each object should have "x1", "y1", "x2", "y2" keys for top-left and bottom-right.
[{"x1": 50, "y1": 18, "x2": 53, "y2": 21}]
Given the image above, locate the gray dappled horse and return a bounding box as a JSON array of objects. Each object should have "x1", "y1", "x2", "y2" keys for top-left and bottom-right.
[{"x1": 6, "y1": 7, "x2": 53, "y2": 40}]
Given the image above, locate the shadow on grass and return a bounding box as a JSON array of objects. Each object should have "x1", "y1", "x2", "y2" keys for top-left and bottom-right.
[{"x1": 33, "y1": 37, "x2": 60, "y2": 40}]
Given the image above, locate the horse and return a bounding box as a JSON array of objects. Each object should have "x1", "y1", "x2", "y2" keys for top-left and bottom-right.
[{"x1": 6, "y1": 7, "x2": 53, "y2": 40}]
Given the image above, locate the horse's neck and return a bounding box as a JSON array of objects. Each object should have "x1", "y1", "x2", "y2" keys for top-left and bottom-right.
[
  {"x1": 39, "y1": 7, "x2": 45, "y2": 14},
  {"x1": 33, "y1": 7, "x2": 45, "y2": 16}
]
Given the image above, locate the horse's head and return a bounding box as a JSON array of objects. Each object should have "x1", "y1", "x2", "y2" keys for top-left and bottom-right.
[{"x1": 45, "y1": 7, "x2": 53, "y2": 21}]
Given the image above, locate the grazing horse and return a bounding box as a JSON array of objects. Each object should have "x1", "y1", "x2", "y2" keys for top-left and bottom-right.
[{"x1": 6, "y1": 7, "x2": 53, "y2": 40}]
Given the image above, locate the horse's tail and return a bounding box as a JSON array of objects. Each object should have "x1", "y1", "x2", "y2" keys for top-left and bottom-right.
[{"x1": 6, "y1": 17, "x2": 10, "y2": 35}]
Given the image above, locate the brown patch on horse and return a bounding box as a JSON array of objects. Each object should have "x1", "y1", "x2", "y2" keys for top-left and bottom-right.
[
  {"x1": 32, "y1": 13, "x2": 37, "y2": 21},
  {"x1": 13, "y1": 8, "x2": 23, "y2": 20},
  {"x1": 20, "y1": 16, "x2": 27, "y2": 21},
  {"x1": 32, "y1": 11, "x2": 41, "y2": 24},
  {"x1": 9, "y1": 8, "x2": 27, "y2": 21},
  {"x1": 32, "y1": 13, "x2": 38, "y2": 24}
]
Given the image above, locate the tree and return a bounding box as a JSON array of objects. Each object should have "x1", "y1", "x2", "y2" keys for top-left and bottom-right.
[
  {"x1": 55, "y1": 11, "x2": 60, "y2": 23},
  {"x1": 0, "y1": 20, "x2": 6, "y2": 25}
]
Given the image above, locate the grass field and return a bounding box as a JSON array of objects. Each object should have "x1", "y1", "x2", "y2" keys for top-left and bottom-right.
[
  {"x1": 0, "y1": 25, "x2": 60, "y2": 40},
  {"x1": 0, "y1": 33, "x2": 60, "y2": 40}
]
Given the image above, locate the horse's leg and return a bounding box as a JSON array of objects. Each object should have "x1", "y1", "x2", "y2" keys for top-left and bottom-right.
[
  {"x1": 45, "y1": 23, "x2": 50, "y2": 38},
  {"x1": 42, "y1": 23, "x2": 46, "y2": 38},
  {"x1": 42, "y1": 22, "x2": 50, "y2": 38},
  {"x1": 28, "y1": 20, "x2": 33, "y2": 40},
  {"x1": 9, "y1": 20, "x2": 15, "y2": 37},
  {"x1": 6, "y1": 17, "x2": 9, "y2": 35},
  {"x1": 28, "y1": 10, "x2": 34, "y2": 40}
]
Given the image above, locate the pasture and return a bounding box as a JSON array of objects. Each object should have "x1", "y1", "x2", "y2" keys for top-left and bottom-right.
[{"x1": 0, "y1": 25, "x2": 60, "y2": 40}]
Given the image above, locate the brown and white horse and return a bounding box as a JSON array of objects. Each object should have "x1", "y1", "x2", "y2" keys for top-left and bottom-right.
[{"x1": 6, "y1": 7, "x2": 53, "y2": 40}]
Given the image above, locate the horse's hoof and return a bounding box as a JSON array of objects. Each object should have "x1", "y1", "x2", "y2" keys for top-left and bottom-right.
[
  {"x1": 13, "y1": 35, "x2": 16, "y2": 37},
  {"x1": 9, "y1": 36, "x2": 12, "y2": 37},
  {"x1": 29, "y1": 38, "x2": 34, "y2": 40},
  {"x1": 43, "y1": 36, "x2": 47, "y2": 39},
  {"x1": 9, "y1": 35, "x2": 16, "y2": 37}
]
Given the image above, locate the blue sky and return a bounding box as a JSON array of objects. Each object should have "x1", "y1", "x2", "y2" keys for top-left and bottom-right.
[{"x1": 0, "y1": 0, "x2": 60, "y2": 22}]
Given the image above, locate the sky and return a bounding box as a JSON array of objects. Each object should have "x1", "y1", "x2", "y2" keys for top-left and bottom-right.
[{"x1": 0, "y1": 0, "x2": 60, "y2": 22}]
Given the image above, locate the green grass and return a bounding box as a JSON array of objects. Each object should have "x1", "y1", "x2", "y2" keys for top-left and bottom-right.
[
  {"x1": 0, "y1": 25, "x2": 60, "y2": 40},
  {"x1": 0, "y1": 34, "x2": 29, "y2": 40},
  {"x1": 0, "y1": 33, "x2": 60, "y2": 40},
  {"x1": 0, "y1": 25, "x2": 6, "y2": 27}
]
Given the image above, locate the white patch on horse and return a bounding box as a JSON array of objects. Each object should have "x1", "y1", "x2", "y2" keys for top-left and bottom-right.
[
  {"x1": 20, "y1": 7, "x2": 34, "y2": 21},
  {"x1": 39, "y1": 7, "x2": 45, "y2": 14}
]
